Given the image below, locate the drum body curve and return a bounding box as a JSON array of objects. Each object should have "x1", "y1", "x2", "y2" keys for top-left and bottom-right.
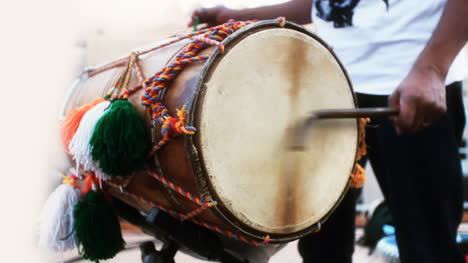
[{"x1": 63, "y1": 21, "x2": 359, "y2": 243}]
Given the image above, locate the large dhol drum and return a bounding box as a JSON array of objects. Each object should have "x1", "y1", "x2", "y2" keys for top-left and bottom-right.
[{"x1": 63, "y1": 20, "x2": 358, "y2": 244}]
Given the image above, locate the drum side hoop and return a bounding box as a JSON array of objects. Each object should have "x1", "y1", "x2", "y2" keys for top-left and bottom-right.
[
  {"x1": 148, "y1": 41, "x2": 198, "y2": 213},
  {"x1": 185, "y1": 20, "x2": 359, "y2": 243}
]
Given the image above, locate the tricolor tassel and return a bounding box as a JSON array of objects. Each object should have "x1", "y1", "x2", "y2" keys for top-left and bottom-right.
[
  {"x1": 73, "y1": 178, "x2": 125, "y2": 262},
  {"x1": 38, "y1": 174, "x2": 81, "y2": 252},
  {"x1": 90, "y1": 100, "x2": 150, "y2": 176},
  {"x1": 61, "y1": 98, "x2": 105, "y2": 152},
  {"x1": 69, "y1": 100, "x2": 111, "y2": 180}
]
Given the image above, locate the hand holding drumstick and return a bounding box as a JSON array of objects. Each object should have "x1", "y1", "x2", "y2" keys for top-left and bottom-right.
[{"x1": 389, "y1": 0, "x2": 468, "y2": 134}]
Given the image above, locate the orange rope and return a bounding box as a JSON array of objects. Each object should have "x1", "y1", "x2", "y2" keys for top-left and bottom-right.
[
  {"x1": 351, "y1": 118, "x2": 370, "y2": 188},
  {"x1": 62, "y1": 174, "x2": 80, "y2": 189}
]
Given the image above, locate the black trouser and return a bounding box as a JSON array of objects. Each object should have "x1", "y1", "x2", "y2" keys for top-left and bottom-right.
[{"x1": 298, "y1": 82, "x2": 465, "y2": 263}]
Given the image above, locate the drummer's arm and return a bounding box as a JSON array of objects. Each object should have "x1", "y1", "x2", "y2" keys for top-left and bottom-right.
[
  {"x1": 226, "y1": 0, "x2": 312, "y2": 24},
  {"x1": 389, "y1": 0, "x2": 468, "y2": 134},
  {"x1": 415, "y1": 0, "x2": 468, "y2": 82},
  {"x1": 188, "y1": 0, "x2": 312, "y2": 27}
]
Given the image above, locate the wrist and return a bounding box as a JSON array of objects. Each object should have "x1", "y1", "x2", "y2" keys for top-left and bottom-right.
[
  {"x1": 413, "y1": 48, "x2": 449, "y2": 84},
  {"x1": 416, "y1": 40, "x2": 457, "y2": 81}
]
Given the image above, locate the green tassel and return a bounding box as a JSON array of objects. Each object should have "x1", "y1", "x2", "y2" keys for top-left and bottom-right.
[
  {"x1": 90, "y1": 100, "x2": 150, "y2": 176},
  {"x1": 74, "y1": 190, "x2": 125, "y2": 262}
]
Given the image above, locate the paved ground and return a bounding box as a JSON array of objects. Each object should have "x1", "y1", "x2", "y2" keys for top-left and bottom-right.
[{"x1": 59, "y1": 228, "x2": 388, "y2": 263}]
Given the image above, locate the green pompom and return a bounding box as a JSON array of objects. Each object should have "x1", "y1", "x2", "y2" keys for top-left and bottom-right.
[
  {"x1": 90, "y1": 100, "x2": 150, "y2": 176},
  {"x1": 74, "y1": 190, "x2": 125, "y2": 262}
]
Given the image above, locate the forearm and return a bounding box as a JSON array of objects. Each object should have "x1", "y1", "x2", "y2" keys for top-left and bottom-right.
[
  {"x1": 414, "y1": 0, "x2": 468, "y2": 79},
  {"x1": 221, "y1": 0, "x2": 313, "y2": 25},
  {"x1": 389, "y1": 0, "x2": 468, "y2": 133}
]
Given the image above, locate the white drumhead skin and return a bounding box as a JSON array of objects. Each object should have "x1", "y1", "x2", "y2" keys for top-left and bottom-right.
[{"x1": 198, "y1": 28, "x2": 357, "y2": 234}]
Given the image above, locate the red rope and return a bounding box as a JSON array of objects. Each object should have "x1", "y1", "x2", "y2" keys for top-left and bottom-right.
[{"x1": 104, "y1": 181, "x2": 270, "y2": 246}]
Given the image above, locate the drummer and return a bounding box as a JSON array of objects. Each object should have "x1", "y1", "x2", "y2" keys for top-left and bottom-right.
[{"x1": 189, "y1": 1, "x2": 468, "y2": 263}]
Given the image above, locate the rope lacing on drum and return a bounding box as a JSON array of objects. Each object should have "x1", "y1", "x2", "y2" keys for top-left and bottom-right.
[
  {"x1": 83, "y1": 17, "x2": 286, "y2": 152},
  {"x1": 70, "y1": 18, "x2": 286, "y2": 246},
  {"x1": 139, "y1": 19, "x2": 260, "y2": 152},
  {"x1": 104, "y1": 179, "x2": 271, "y2": 246},
  {"x1": 150, "y1": 172, "x2": 216, "y2": 207}
]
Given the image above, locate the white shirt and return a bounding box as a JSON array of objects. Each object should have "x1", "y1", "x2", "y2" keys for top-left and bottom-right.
[{"x1": 311, "y1": 0, "x2": 466, "y2": 95}]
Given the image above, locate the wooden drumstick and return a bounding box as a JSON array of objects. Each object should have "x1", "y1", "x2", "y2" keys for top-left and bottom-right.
[
  {"x1": 290, "y1": 107, "x2": 399, "y2": 151},
  {"x1": 311, "y1": 107, "x2": 399, "y2": 119}
]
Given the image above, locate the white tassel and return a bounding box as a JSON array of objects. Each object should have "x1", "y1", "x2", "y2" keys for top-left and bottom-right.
[
  {"x1": 93, "y1": 167, "x2": 110, "y2": 181},
  {"x1": 69, "y1": 101, "x2": 111, "y2": 180},
  {"x1": 39, "y1": 179, "x2": 81, "y2": 252}
]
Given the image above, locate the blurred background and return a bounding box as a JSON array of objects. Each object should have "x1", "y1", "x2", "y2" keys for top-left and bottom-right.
[{"x1": 2, "y1": 0, "x2": 466, "y2": 262}]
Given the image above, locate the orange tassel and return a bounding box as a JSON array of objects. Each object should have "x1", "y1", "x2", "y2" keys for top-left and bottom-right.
[
  {"x1": 350, "y1": 118, "x2": 370, "y2": 188},
  {"x1": 356, "y1": 117, "x2": 370, "y2": 160},
  {"x1": 82, "y1": 173, "x2": 97, "y2": 196},
  {"x1": 351, "y1": 163, "x2": 366, "y2": 188},
  {"x1": 61, "y1": 98, "x2": 105, "y2": 152}
]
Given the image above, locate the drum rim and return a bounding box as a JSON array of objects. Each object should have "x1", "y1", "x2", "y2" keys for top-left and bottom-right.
[{"x1": 185, "y1": 20, "x2": 359, "y2": 243}]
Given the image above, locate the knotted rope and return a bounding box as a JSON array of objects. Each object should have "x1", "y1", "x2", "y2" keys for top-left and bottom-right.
[
  {"x1": 84, "y1": 18, "x2": 287, "y2": 152},
  {"x1": 139, "y1": 19, "x2": 259, "y2": 152}
]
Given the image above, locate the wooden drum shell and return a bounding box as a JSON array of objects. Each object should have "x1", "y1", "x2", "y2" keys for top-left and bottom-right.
[{"x1": 64, "y1": 21, "x2": 358, "y2": 244}]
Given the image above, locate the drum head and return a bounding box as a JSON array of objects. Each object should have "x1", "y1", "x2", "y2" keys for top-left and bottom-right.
[{"x1": 196, "y1": 27, "x2": 357, "y2": 235}]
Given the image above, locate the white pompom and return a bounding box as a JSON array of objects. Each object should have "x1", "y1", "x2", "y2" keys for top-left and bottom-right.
[
  {"x1": 69, "y1": 101, "x2": 111, "y2": 180},
  {"x1": 39, "y1": 183, "x2": 81, "y2": 252}
]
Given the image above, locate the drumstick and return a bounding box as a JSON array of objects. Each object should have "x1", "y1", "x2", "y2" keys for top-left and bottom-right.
[
  {"x1": 311, "y1": 107, "x2": 399, "y2": 119},
  {"x1": 290, "y1": 107, "x2": 399, "y2": 151}
]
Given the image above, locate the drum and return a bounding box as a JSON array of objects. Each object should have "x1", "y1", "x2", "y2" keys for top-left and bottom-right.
[{"x1": 63, "y1": 19, "x2": 358, "y2": 244}]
